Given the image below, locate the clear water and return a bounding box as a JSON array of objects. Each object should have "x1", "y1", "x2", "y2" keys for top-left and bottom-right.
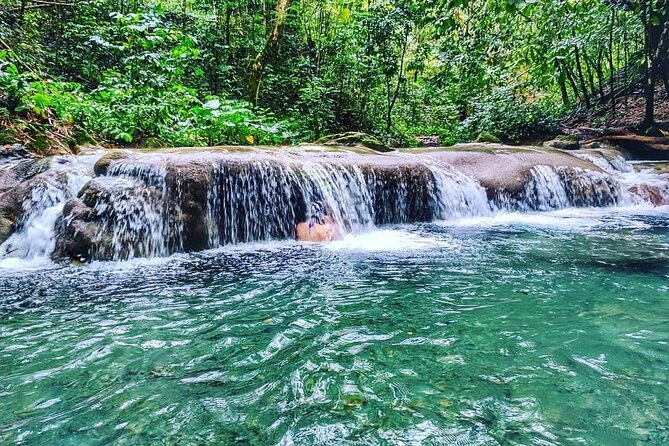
[{"x1": 1, "y1": 207, "x2": 668, "y2": 446}]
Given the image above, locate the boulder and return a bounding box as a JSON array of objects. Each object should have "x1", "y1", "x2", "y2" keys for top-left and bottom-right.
[
  {"x1": 475, "y1": 132, "x2": 501, "y2": 143},
  {"x1": 543, "y1": 135, "x2": 581, "y2": 151},
  {"x1": 0, "y1": 143, "x2": 32, "y2": 159},
  {"x1": 317, "y1": 132, "x2": 393, "y2": 153},
  {"x1": 0, "y1": 158, "x2": 52, "y2": 245},
  {"x1": 424, "y1": 145, "x2": 604, "y2": 199},
  {"x1": 9, "y1": 158, "x2": 52, "y2": 183},
  {"x1": 628, "y1": 184, "x2": 669, "y2": 206},
  {"x1": 94, "y1": 150, "x2": 130, "y2": 176},
  {"x1": 164, "y1": 161, "x2": 212, "y2": 252},
  {"x1": 416, "y1": 135, "x2": 441, "y2": 147},
  {"x1": 52, "y1": 198, "x2": 99, "y2": 261}
]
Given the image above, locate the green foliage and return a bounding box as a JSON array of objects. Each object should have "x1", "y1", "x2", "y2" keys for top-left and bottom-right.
[
  {"x1": 460, "y1": 89, "x2": 560, "y2": 144},
  {"x1": 0, "y1": 10, "x2": 295, "y2": 148},
  {"x1": 0, "y1": 0, "x2": 659, "y2": 151}
]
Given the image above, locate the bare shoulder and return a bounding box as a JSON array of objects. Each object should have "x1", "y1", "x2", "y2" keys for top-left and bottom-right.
[{"x1": 296, "y1": 222, "x2": 310, "y2": 241}]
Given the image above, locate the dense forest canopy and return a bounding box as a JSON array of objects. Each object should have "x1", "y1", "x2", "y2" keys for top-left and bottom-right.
[{"x1": 0, "y1": 0, "x2": 667, "y2": 151}]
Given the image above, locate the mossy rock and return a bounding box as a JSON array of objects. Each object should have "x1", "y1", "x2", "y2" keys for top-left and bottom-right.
[
  {"x1": 94, "y1": 150, "x2": 129, "y2": 176},
  {"x1": 543, "y1": 135, "x2": 580, "y2": 151},
  {"x1": 317, "y1": 132, "x2": 393, "y2": 153},
  {"x1": 475, "y1": 132, "x2": 501, "y2": 143}
]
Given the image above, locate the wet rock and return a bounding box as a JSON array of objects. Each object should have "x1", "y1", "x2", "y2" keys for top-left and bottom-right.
[
  {"x1": 628, "y1": 184, "x2": 669, "y2": 206},
  {"x1": 543, "y1": 135, "x2": 581, "y2": 151},
  {"x1": 0, "y1": 213, "x2": 15, "y2": 245},
  {"x1": 0, "y1": 159, "x2": 52, "y2": 245},
  {"x1": 11, "y1": 144, "x2": 629, "y2": 262},
  {"x1": 52, "y1": 198, "x2": 98, "y2": 261},
  {"x1": 0, "y1": 183, "x2": 22, "y2": 245},
  {"x1": 582, "y1": 142, "x2": 601, "y2": 149},
  {"x1": 10, "y1": 158, "x2": 52, "y2": 183},
  {"x1": 425, "y1": 145, "x2": 604, "y2": 199},
  {"x1": 94, "y1": 150, "x2": 129, "y2": 176},
  {"x1": 0, "y1": 143, "x2": 32, "y2": 159},
  {"x1": 164, "y1": 162, "x2": 212, "y2": 252}
]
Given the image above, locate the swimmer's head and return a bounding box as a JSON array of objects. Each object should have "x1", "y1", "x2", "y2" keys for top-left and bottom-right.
[{"x1": 309, "y1": 201, "x2": 332, "y2": 225}]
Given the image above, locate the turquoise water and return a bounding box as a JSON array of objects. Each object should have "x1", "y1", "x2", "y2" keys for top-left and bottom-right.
[{"x1": 1, "y1": 207, "x2": 668, "y2": 445}]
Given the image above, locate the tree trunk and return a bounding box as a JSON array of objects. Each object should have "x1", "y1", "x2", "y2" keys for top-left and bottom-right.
[
  {"x1": 584, "y1": 50, "x2": 604, "y2": 102},
  {"x1": 386, "y1": 30, "x2": 409, "y2": 135},
  {"x1": 248, "y1": 0, "x2": 291, "y2": 104},
  {"x1": 642, "y1": 1, "x2": 669, "y2": 127},
  {"x1": 225, "y1": 6, "x2": 232, "y2": 65},
  {"x1": 596, "y1": 51, "x2": 605, "y2": 101},
  {"x1": 573, "y1": 38, "x2": 591, "y2": 108},
  {"x1": 564, "y1": 63, "x2": 582, "y2": 103},
  {"x1": 643, "y1": 58, "x2": 656, "y2": 128},
  {"x1": 556, "y1": 60, "x2": 570, "y2": 106},
  {"x1": 584, "y1": 51, "x2": 598, "y2": 98},
  {"x1": 624, "y1": 25, "x2": 629, "y2": 108},
  {"x1": 642, "y1": 2, "x2": 653, "y2": 127}
]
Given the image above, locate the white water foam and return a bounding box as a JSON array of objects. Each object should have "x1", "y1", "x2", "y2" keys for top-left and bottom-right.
[
  {"x1": 0, "y1": 153, "x2": 100, "y2": 263},
  {"x1": 327, "y1": 229, "x2": 458, "y2": 252},
  {"x1": 444, "y1": 205, "x2": 667, "y2": 232}
]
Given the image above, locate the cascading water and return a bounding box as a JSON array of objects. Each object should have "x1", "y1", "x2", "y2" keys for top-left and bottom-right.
[
  {"x1": 0, "y1": 154, "x2": 98, "y2": 261},
  {"x1": 505, "y1": 165, "x2": 624, "y2": 211},
  {"x1": 201, "y1": 155, "x2": 491, "y2": 250},
  {"x1": 426, "y1": 162, "x2": 492, "y2": 219},
  {"x1": 1, "y1": 147, "x2": 668, "y2": 262},
  {"x1": 571, "y1": 150, "x2": 669, "y2": 206},
  {"x1": 573, "y1": 151, "x2": 631, "y2": 173}
]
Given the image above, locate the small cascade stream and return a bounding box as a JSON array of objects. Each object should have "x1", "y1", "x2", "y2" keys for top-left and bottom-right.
[
  {"x1": 1, "y1": 148, "x2": 668, "y2": 262},
  {"x1": 0, "y1": 154, "x2": 97, "y2": 260}
]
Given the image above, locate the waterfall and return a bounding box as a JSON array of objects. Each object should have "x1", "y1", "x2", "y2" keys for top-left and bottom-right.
[
  {"x1": 573, "y1": 151, "x2": 631, "y2": 174},
  {"x1": 1, "y1": 148, "x2": 667, "y2": 262},
  {"x1": 201, "y1": 156, "x2": 492, "y2": 250},
  {"x1": 0, "y1": 154, "x2": 97, "y2": 260},
  {"x1": 494, "y1": 165, "x2": 625, "y2": 211}
]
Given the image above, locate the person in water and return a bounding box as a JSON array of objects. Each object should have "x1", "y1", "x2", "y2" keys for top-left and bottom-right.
[{"x1": 296, "y1": 201, "x2": 343, "y2": 242}]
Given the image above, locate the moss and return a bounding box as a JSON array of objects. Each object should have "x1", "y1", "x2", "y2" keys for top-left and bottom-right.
[
  {"x1": 0, "y1": 127, "x2": 20, "y2": 145},
  {"x1": 475, "y1": 132, "x2": 501, "y2": 143},
  {"x1": 555, "y1": 134, "x2": 579, "y2": 143},
  {"x1": 93, "y1": 150, "x2": 129, "y2": 176},
  {"x1": 317, "y1": 131, "x2": 393, "y2": 153}
]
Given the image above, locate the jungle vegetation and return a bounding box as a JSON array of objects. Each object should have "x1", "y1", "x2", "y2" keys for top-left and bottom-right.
[{"x1": 0, "y1": 0, "x2": 667, "y2": 151}]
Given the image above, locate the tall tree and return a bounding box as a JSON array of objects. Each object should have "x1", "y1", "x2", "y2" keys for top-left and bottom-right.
[{"x1": 248, "y1": 0, "x2": 291, "y2": 104}]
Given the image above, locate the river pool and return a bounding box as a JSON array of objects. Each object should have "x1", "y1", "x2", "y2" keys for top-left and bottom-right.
[{"x1": 1, "y1": 207, "x2": 668, "y2": 445}]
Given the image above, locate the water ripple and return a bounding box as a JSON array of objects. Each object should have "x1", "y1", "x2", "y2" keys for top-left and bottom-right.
[{"x1": 1, "y1": 214, "x2": 668, "y2": 444}]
